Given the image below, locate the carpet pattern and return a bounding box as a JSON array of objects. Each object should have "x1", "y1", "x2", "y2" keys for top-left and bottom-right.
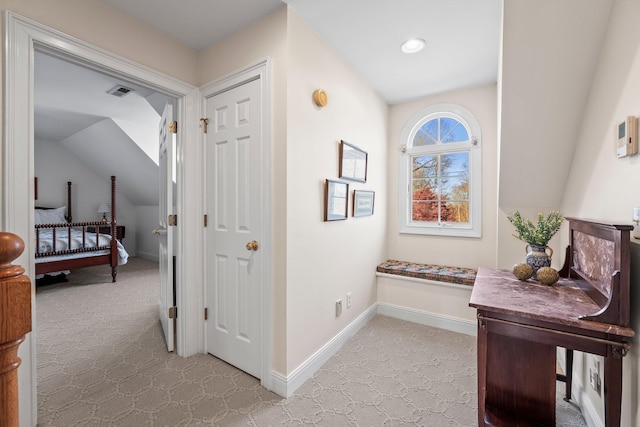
[{"x1": 36, "y1": 257, "x2": 587, "y2": 426}]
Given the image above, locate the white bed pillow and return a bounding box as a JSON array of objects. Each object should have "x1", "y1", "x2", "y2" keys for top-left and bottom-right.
[{"x1": 35, "y1": 207, "x2": 67, "y2": 225}]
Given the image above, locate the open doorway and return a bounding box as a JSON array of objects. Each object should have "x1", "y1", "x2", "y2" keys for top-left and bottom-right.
[
  {"x1": 34, "y1": 50, "x2": 176, "y2": 261},
  {"x1": 33, "y1": 49, "x2": 179, "y2": 421}
]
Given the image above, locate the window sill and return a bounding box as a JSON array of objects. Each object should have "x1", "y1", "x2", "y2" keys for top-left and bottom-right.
[{"x1": 399, "y1": 224, "x2": 481, "y2": 238}]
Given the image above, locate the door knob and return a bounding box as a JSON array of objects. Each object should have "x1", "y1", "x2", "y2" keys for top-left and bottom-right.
[
  {"x1": 152, "y1": 229, "x2": 166, "y2": 235},
  {"x1": 246, "y1": 240, "x2": 259, "y2": 251}
]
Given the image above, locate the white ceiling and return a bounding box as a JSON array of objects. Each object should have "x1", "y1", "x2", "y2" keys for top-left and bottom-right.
[
  {"x1": 36, "y1": 0, "x2": 612, "y2": 212},
  {"x1": 286, "y1": 0, "x2": 502, "y2": 104},
  {"x1": 35, "y1": 0, "x2": 502, "y2": 207},
  {"x1": 102, "y1": 0, "x2": 502, "y2": 104}
]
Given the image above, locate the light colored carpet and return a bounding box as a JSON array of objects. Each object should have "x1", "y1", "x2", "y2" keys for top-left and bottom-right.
[{"x1": 36, "y1": 257, "x2": 587, "y2": 426}]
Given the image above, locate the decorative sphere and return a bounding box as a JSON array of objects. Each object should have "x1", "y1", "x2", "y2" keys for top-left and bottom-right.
[
  {"x1": 512, "y1": 263, "x2": 533, "y2": 280},
  {"x1": 536, "y1": 267, "x2": 559, "y2": 285}
]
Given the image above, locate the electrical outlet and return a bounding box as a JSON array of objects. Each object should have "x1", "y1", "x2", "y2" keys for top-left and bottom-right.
[
  {"x1": 336, "y1": 299, "x2": 343, "y2": 317},
  {"x1": 347, "y1": 292, "x2": 352, "y2": 308}
]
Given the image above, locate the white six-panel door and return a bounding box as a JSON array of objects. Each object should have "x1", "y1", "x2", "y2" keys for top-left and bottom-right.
[{"x1": 205, "y1": 78, "x2": 262, "y2": 378}]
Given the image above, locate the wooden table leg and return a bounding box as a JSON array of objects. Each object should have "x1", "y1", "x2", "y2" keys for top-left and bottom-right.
[
  {"x1": 477, "y1": 315, "x2": 488, "y2": 426},
  {"x1": 604, "y1": 348, "x2": 623, "y2": 427}
]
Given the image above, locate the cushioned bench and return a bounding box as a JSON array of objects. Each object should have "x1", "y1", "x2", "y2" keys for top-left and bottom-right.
[{"x1": 376, "y1": 260, "x2": 477, "y2": 286}]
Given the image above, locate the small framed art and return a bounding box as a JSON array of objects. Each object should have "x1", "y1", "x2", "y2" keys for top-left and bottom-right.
[
  {"x1": 339, "y1": 140, "x2": 368, "y2": 183},
  {"x1": 353, "y1": 190, "x2": 375, "y2": 217},
  {"x1": 324, "y1": 179, "x2": 348, "y2": 221}
]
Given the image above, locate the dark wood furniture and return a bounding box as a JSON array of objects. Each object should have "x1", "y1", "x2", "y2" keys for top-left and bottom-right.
[
  {"x1": 470, "y1": 218, "x2": 634, "y2": 427},
  {"x1": 0, "y1": 232, "x2": 31, "y2": 427},
  {"x1": 87, "y1": 225, "x2": 125, "y2": 242},
  {"x1": 35, "y1": 176, "x2": 121, "y2": 282}
]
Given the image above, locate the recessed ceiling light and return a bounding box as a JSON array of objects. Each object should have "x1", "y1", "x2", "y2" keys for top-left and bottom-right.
[{"x1": 401, "y1": 38, "x2": 426, "y2": 54}]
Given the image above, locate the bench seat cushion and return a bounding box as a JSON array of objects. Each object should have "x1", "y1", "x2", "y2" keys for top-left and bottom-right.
[{"x1": 376, "y1": 260, "x2": 477, "y2": 286}]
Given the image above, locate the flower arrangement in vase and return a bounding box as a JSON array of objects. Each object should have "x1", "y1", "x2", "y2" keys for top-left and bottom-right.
[{"x1": 508, "y1": 211, "x2": 564, "y2": 282}]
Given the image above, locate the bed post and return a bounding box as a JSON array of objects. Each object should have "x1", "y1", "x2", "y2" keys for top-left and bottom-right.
[
  {"x1": 110, "y1": 176, "x2": 117, "y2": 282},
  {"x1": 66, "y1": 181, "x2": 72, "y2": 223}
]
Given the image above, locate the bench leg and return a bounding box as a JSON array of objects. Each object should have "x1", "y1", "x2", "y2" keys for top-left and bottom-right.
[
  {"x1": 555, "y1": 348, "x2": 573, "y2": 401},
  {"x1": 564, "y1": 349, "x2": 573, "y2": 401}
]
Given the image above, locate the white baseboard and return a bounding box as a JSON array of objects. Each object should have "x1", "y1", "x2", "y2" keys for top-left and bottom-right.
[
  {"x1": 268, "y1": 302, "x2": 476, "y2": 398},
  {"x1": 557, "y1": 348, "x2": 602, "y2": 427},
  {"x1": 267, "y1": 302, "x2": 604, "y2": 427},
  {"x1": 377, "y1": 302, "x2": 477, "y2": 336},
  {"x1": 269, "y1": 304, "x2": 377, "y2": 397},
  {"x1": 573, "y1": 375, "x2": 603, "y2": 427}
]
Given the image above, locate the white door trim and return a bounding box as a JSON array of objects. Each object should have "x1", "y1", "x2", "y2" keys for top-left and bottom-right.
[
  {"x1": 200, "y1": 59, "x2": 273, "y2": 392},
  {"x1": 3, "y1": 11, "x2": 203, "y2": 425}
]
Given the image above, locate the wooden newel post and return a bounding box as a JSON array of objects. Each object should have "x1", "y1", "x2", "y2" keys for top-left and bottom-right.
[{"x1": 0, "y1": 232, "x2": 31, "y2": 427}]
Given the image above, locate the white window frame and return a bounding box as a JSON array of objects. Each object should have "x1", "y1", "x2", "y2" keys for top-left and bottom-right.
[{"x1": 398, "y1": 103, "x2": 482, "y2": 237}]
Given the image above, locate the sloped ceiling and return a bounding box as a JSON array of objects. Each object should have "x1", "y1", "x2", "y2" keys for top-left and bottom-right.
[
  {"x1": 60, "y1": 120, "x2": 159, "y2": 206},
  {"x1": 499, "y1": 0, "x2": 613, "y2": 210},
  {"x1": 34, "y1": 51, "x2": 173, "y2": 206}
]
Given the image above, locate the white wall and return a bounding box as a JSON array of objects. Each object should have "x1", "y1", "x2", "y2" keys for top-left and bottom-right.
[
  {"x1": 135, "y1": 205, "x2": 160, "y2": 261},
  {"x1": 560, "y1": 1, "x2": 640, "y2": 425},
  {"x1": 34, "y1": 138, "x2": 137, "y2": 256},
  {"x1": 387, "y1": 85, "x2": 499, "y2": 269},
  {"x1": 285, "y1": 10, "x2": 388, "y2": 374}
]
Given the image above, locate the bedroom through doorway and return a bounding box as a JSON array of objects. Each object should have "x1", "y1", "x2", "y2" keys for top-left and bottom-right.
[{"x1": 33, "y1": 48, "x2": 179, "y2": 411}]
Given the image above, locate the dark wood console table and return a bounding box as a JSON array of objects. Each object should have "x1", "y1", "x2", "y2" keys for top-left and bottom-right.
[{"x1": 470, "y1": 218, "x2": 634, "y2": 427}]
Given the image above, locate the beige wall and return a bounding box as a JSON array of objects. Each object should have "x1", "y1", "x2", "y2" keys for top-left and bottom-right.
[
  {"x1": 387, "y1": 85, "x2": 499, "y2": 270},
  {"x1": 285, "y1": 10, "x2": 388, "y2": 373},
  {"x1": 0, "y1": 0, "x2": 198, "y2": 85},
  {"x1": 560, "y1": 1, "x2": 640, "y2": 424}
]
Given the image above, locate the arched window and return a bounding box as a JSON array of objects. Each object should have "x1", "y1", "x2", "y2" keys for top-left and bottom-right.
[{"x1": 399, "y1": 103, "x2": 482, "y2": 237}]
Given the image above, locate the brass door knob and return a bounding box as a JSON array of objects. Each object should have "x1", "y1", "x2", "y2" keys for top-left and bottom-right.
[{"x1": 246, "y1": 240, "x2": 259, "y2": 251}]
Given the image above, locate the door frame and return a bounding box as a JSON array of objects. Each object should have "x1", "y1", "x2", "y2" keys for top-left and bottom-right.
[
  {"x1": 3, "y1": 11, "x2": 204, "y2": 425},
  {"x1": 200, "y1": 59, "x2": 273, "y2": 391}
]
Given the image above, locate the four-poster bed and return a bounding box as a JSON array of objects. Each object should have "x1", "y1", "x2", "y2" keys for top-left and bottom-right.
[{"x1": 34, "y1": 176, "x2": 128, "y2": 282}]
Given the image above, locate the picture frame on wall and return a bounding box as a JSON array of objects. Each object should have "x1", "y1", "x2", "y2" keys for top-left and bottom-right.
[
  {"x1": 353, "y1": 190, "x2": 375, "y2": 217},
  {"x1": 339, "y1": 140, "x2": 368, "y2": 183},
  {"x1": 324, "y1": 179, "x2": 349, "y2": 221}
]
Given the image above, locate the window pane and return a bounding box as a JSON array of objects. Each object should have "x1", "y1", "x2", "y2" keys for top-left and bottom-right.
[
  {"x1": 440, "y1": 173, "x2": 468, "y2": 199},
  {"x1": 440, "y1": 117, "x2": 469, "y2": 143},
  {"x1": 412, "y1": 155, "x2": 438, "y2": 178},
  {"x1": 412, "y1": 200, "x2": 440, "y2": 221},
  {"x1": 441, "y1": 152, "x2": 468, "y2": 175},
  {"x1": 442, "y1": 200, "x2": 469, "y2": 223},
  {"x1": 438, "y1": 151, "x2": 469, "y2": 223},
  {"x1": 413, "y1": 119, "x2": 438, "y2": 146}
]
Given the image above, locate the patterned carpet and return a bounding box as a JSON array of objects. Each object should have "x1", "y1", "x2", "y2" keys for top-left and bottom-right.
[{"x1": 35, "y1": 257, "x2": 587, "y2": 426}]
